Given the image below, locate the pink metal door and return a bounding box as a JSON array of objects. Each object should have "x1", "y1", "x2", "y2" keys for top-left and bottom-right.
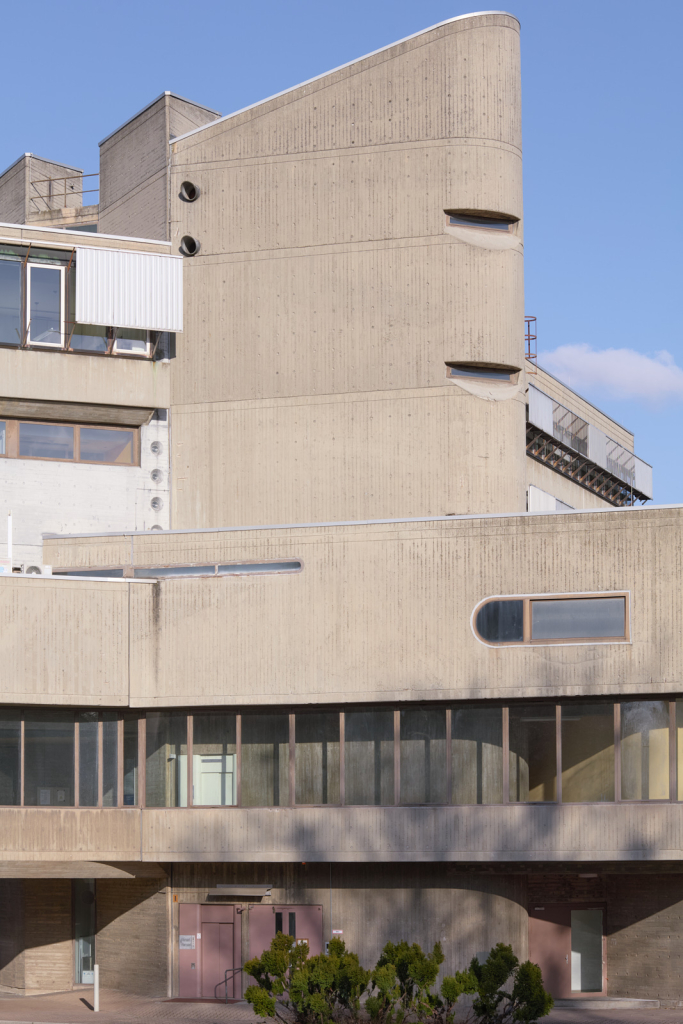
[
  {"x1": 178, "y1": 904, "x2": 240, "y2": 1000},
  {"x1": 249, "y1": 904, "x2": 323, "y2": 961},
  {"x1": 528, "y1": 904, "x2": 606, "y2": 999}
]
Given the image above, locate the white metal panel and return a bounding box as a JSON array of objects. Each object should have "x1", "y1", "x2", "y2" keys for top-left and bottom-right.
[
  {"x1": 75, "y1": 247, "x2": 183, "y2": 332},
  {"x1": 634, "y1": 457, "x2": 653, "y2": 499},
  {"x1": 527, "y1": 386, "x2": 553, "y2": 434},
  {"x1": 588, "y1": 424, "x2": 608, "y2": 471},
  {"x1": 528, "y1": 484, "x2": 557, "y2": 512}
]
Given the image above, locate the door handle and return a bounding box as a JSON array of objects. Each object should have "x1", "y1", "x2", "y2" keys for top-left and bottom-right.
[{"x1": 565, "y1": 955, "x2": 568, "y2": 962}]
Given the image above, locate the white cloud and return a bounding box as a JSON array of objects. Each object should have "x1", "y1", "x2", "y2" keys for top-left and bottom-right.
[{"x1": 540, "y1": 343, "x2": 683, "y2": 403}]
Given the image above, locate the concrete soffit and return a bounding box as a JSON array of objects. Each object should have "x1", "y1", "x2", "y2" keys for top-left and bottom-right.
[{"x1": 169, "y1": 11, "x2": 519, "y2": 147}]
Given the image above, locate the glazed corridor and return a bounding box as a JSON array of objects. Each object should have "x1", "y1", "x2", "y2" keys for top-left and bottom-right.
[{"x1": 1, "y1": 700, "x2": 681, "y2": 808}]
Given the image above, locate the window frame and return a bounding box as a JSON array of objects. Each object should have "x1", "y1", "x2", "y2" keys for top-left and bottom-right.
[
  {"x1": 445, "y1": 363, "x2": 518, "y2": 384},
  {"x1": 26, "y1": 262, "x2": 65, "y2": 349},
  {"x1": 471, "y1": 591, "x2": 631, "y2": 648},
  {"x1": 0, "y1": 417, "x2": 140, "y2": 467}
]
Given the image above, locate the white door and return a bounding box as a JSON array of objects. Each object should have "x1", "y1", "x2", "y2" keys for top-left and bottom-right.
[{"x1": 193, "y1": 753, "x2": 236, "y2": 805}]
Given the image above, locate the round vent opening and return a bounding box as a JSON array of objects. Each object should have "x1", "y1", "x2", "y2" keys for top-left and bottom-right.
[
  {"x1": 150, "y1": 441, "x2": 163, "y2": 455},
  {"x1": 25, "y1": 565, "x2": 42, "y2": 575},
  {"x1": 150, "y1": 525, "x2": 163, "y2": 531},
  {"x1": 180, "y1": 235, "x2": 200, "y2": 257},
  {"x1": 150, "y1": 497, "x2": 164, "y2": 512},
  {"x1": 179, "y1": 181, "x2": 200, "y2": 202},
  {"x1": 150, "y1": 469, "x2": 163, "y2": 484}
]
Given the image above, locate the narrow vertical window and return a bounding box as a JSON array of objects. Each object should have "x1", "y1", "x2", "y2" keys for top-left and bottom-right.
[
  {"x1": 192, "y1": 712, "x2": 237, "y2": 806},
  {"x1": 102, "y1": 712, "x2": 118, "y2": 807},
  {"x1": 508, "y1": 705, "x2": 557, "y2": 802},
  {"x1": 399, "y1": 707, "x2": 447, "y2": 804},
  {"x1": 621, "y1": 701, "x2": 670, "y2": 800},
  {"x1": 123, "y1": 713, "x2": 139, "y2": 805},
  {"x1": 295, "y1": 712, "x2": 340, "y2": 805},
  {"x1": 451, "y1": 706, "x2": 503, "y2": 804},
  {"x1": 28, "y1": 264, "x2": 63, "y2": 346},
  {"x1": 241, "y1": 714, "x2": 289, "y2": 807},
  {"x1": 561, "y1": 704, "x2": 614, "y2": 802},
  {"x1": 0, "y1": 260, "x2": 22, "y2": 346},
  {"x1": 78, "y1": 711, "x2": 99, "y2": 807},
  {"x1": 24, "y1": 711, "x2": 74, "y2": 806},
  {"x1": 344, "y1": 708, "x2": 394, "y2": 805},
  {"x1": 0, "y1": 711, "x2": 21, "y2": 805},
  {"x1": 145, "y1": 712, "x2": 188, "y2": 807}
]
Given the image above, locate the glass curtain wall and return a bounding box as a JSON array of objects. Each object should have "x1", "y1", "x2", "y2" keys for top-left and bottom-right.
[{"x1": 2, "y1": 702, "x2": 683, "y2": 808}]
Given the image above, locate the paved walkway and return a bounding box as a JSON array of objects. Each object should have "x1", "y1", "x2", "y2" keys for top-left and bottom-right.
[{"x1": 0, "y1": 990, "x2": 680, "y2": 1024}]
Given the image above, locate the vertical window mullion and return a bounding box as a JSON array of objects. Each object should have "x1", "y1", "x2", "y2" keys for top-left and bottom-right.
[
  {"x1": 289, "y1": 713, "x2": 295, "y2": 807},
  {"x1": 614, "y1": 703, "x2": 622, "y2": 802},
  {"x1": 74, "y1": 716, "x2": 80, "y2": 808},
  {"x1": 338, "y1": 712, "x2": 345, "y2": 807},
  {"x1": 393, "y1": 709, "x2": 400, "y2": 806},
  {"x1": 138, "y1": 714, "x2": 146, "y2": 808},
  {"x1": 74, "y1": 426, "x2": 80, "y2": 462},
  {"x1": 555, "y1": 705, "x2": 562, "y2": 804},
  {"x1": 97, "y1": 715, "x2": 104, "y2": 808},
  {"x1": 19, "y1": 712, "x2": 25, "y2": 807},
  {"x1": 235, "y1": 714, "x2": 242, "y2": 808},
  {"x1": 445, "y1": 707, "x2": 452, "y2": 805},
  {"x1": 187, "y1": 714, "x2": 194, "y2": 808},
  {"x1": 523, "y1": 600, "x2": 531, "y2": 643},
  {"x1": 502, "y1": 707, "x2": 510, "y2": 803},
  {"x1": 669, "y1": 701, "x2": 677, "y2": 802}
]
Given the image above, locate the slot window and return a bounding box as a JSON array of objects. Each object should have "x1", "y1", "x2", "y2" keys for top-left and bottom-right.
[{"x1": 473, "y1": 593, "x2": 629, "y2": 646}]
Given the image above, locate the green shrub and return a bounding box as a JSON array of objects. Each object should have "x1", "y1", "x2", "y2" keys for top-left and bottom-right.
[{"x1": 244, "y1": 934, "x2": 370, "y2": 1023}]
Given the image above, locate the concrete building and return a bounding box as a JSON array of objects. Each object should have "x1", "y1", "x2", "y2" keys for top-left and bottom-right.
[{"x1": 0, "y1": 9, "x2": 678, "y2": 1010}]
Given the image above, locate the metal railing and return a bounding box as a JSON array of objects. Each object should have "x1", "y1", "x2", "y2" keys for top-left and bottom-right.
[
  {"x1": 29, "y1": 172, "x2": 99, "y2": 212},
  {"x1": 215, "y1": 967, "x2": 243, "y2": 1004}
]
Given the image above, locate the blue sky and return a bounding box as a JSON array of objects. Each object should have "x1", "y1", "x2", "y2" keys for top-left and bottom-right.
[{"x1": 2, "y1": 0, "x2": 681, "y2": 501}]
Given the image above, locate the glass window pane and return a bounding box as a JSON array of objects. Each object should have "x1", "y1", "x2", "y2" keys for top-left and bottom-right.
[
  {"x1": 20, "y1": 422, "x2": 74, "y2": 460},
  {"x1": 344, "y1": 709, "x2": 394, "y2": 805},
  {"x1": 400, "y1": 707, "x2": 447, "y2": 804},
  {"x1": 116, "y1": 328, "x2": 148, "y2": 355},
  {"x1": 476, "y1": 601, "x2": 523, "y2": 643},
  {"x1": 80, "y1": 428, "x2": 134, "y2": 465},
  {"x1": 509, "y1": 705, "x2": 557, "y2": 802},
  {"x1": 0, "y1": 711, "x2": 20, "y2": 805},
  {"x1": 193, "y1": 713, "x2": 237, "y2": 806},
  {"x1": 0, "y1": 422, "x2": 5, "y2": 456},
  {"x1": 24, "y1": 711, "x2": 74, "y2": 806},
  {"x1": 71, "y1": 323, "x2": 109, "y2": 353},
  {"x1": 123, "y1": 714, "x2": 138, "y2": 806},
  {"x1": 561, "y1": 704, "x2": 614, "y2": 802},
  {"x1": 295, "y1": 712, "x2": 340, "y2": 805},
  {"x1": 241, "y1": 714, "x2": 289, "y2": 806},
  {"x1": 29, "y1": 265, "x2": 62, "y2": 345},
  {"x1": 145, "y1": 712, "x2": 187, "y2": 807},
  {"x1": 531, "y1": 597, "x2": 625, "y2": 640},
  {"x1": 103, "y1": 712, "x2": 118, "y2": 807},
  {"x1": 0, "y1": 261, "x2": 21, "y2": 346},
  {"x1": 78, "y1": 712, "x2": 99, "y2": 807},
  {"x1": 452, "y1": 707, "x2": 503, "y2": 804},
  {"x1": 621, "y1": 701, "x2": 669, "y2": 800}
]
